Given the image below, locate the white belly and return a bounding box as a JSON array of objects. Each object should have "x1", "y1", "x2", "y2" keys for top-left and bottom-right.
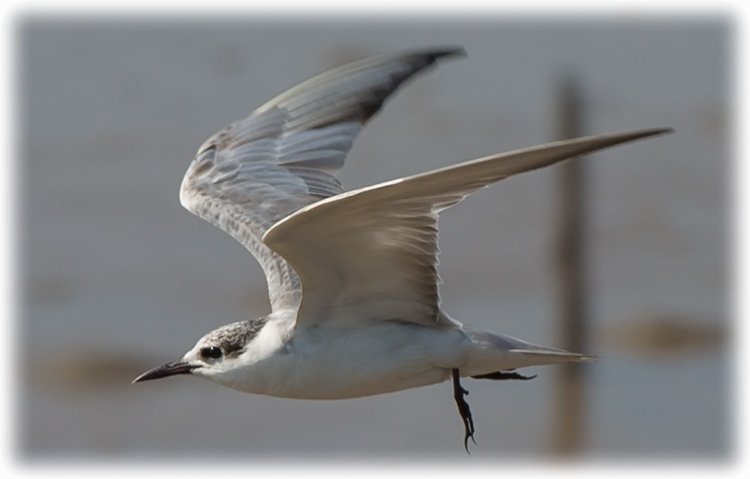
[{"x1": 215, "y1": 322, "x2": 468, "y2": 399}]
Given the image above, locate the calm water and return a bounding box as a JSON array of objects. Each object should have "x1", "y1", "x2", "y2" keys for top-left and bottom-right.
[{"x1": 18, "y1": 18, "x2": 729, "y2": 460}]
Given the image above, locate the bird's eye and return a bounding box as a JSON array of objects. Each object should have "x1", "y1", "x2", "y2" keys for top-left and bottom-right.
[{"x1": 200, "y1": 346, "x2": 222, "y2": 360}]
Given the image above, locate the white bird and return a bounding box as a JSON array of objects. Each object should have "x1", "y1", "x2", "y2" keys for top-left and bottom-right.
[{"x1": 133, "y1": 47, "x2": 671, "y2": 451}]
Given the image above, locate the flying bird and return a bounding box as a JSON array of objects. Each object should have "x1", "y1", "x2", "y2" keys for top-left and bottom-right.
[{"x1": 133, "y1": 47, "x2": 671, "y2": 451}]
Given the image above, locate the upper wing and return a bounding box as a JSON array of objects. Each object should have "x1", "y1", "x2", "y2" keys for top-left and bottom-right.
[
  {"x1": 263, "y1": 128, "x2": 673, "y2": 328},
  {"x1": 179, "y1": 47, "x2": 465, "y2": 312}
]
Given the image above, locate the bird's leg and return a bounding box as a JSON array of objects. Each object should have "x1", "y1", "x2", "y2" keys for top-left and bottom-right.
[
  {"x1": 471, "y1": 370, "x2": 537, "y2": 381},
  {"x1": 452, "y1": 368, "x2": 476, "y2": 453}
]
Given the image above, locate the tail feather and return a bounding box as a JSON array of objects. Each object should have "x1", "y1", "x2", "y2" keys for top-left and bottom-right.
[
  {"x1": 463, "y1": 329, "x2": 597, "y2": 376},
  {"x1": 508, "y1": 349, "x2": 598, "y2": 362}
]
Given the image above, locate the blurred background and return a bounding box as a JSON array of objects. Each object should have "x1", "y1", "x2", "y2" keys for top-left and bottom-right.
[{"x1": 17, "y1": 17, "x2": 729, "y2": 460}]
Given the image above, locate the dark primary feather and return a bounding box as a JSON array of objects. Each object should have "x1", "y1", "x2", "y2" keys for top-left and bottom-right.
[{"x1": 179, "y1": 48, "x2": 465, "y2": 312}]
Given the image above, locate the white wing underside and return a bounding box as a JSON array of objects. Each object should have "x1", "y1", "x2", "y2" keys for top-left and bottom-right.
[{"x1": 263, "y1": 128, "x2": 671, "y2": 328}]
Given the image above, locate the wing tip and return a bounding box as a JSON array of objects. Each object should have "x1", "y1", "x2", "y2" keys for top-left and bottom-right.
[
  {"x1": 427, "y1": 46, "x2": 468, "y2": 60},
  {"x1": 615, "y1": 126, "x2": 675, "y2": 144},
  {"x1": 401, "y1": 46, "x2": 467, "y2": 65},
  {"x1": 563, "y1": 127, "x2": 673, "y2": 148},
  {"x1": 643, "y1": 126, "x2": 675, "y2": 137}
]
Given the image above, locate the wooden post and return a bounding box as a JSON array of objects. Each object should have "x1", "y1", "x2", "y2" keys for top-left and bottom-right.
[{"x1": 552, "y1": 74, "x2": 589, "y2": 456}]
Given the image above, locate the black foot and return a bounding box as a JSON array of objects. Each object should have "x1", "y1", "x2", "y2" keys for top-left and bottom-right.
[
  {"x1": 452, "y1": 368, "x2": 476, "y2": 453},
  {"x1": 471, "y1": 370, "x2": 537, "y2": 381}
]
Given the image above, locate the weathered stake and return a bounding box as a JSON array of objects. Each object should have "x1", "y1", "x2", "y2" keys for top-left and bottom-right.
[{"x1": 553, "y1": 74, "x2": 589, "y2": 456}]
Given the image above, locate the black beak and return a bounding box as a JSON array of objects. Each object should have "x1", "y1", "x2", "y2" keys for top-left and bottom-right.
[{"x1": 132, "y1": 360, "x2": 197, "y2": 384}]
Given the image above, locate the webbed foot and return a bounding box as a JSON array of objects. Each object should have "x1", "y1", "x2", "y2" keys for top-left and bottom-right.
[{"x1": 471, "y1": 370, "x2": 537, "y2": 381}]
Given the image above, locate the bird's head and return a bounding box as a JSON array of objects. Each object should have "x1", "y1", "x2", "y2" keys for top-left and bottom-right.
[{"x1": 132, "y1": 318, "x2": 269, "y2": 385}]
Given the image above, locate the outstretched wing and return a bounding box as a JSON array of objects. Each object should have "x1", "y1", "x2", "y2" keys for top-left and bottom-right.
[
  {"x1": 263, "y1": 128, "x2": 673, "y2": 328},
  {"x1": 179, "y1": 47, "x2": 465, "y2": 312}
]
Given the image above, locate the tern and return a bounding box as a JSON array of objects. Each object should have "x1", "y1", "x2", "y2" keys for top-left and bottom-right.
[{"x1": 133, "y1": 46, "x2": 671, "y2": 451}]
